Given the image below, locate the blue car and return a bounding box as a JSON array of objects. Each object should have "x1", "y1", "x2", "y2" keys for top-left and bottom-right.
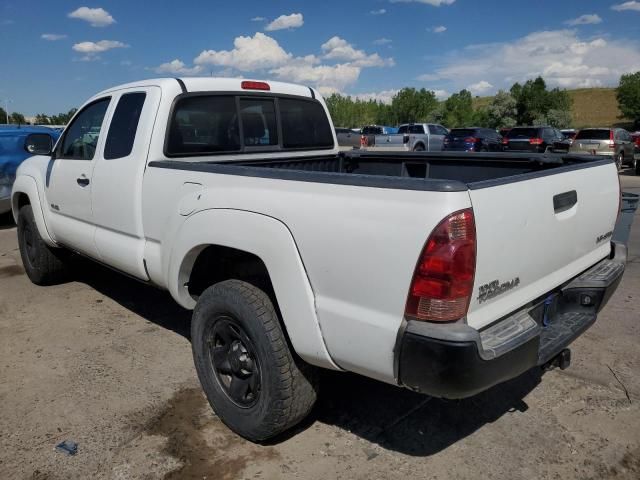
[{"x1": 0, "y1": 126, "x2": 60, "y2": 214}]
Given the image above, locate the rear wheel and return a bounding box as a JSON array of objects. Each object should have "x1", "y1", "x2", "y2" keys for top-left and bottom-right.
[
  {"x1": 634, "y1": 157, "x2": 640, "y2": 175},
  {"x1": 191, "y1": 280, "x2": 318, "y2": 441},
  {"x1": 17, "y1": 205, "x2": 69, "y2": 285},
  {"x1": 413, "y1": 143, "x2": 425, "y2": 152},
  {"x1": 616, "y1": 152, "x2": 624, "y2": 171}
]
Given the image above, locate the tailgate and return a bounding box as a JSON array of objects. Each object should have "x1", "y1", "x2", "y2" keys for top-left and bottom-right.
[
  {"x1": 572, "y1": 140, "x2": 610, "y2": 154},
  {"x1": 465, "y1": 162, "x2": 619, "y2": 330}
]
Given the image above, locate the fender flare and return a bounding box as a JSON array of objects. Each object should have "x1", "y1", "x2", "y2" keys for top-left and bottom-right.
[
  {"x1": 11, "y1": 175, "x2": 57, "y2": 247},
  {"x1": 167, "y1": 208, "x2": 340, "y2": 371}
]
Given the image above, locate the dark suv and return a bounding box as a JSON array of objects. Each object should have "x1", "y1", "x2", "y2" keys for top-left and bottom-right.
[
  {"x1": 502, "y1": 126, "x2": 571, "y2": 153},
  {"x1": 443, "y1": 127, "x2": 503, "y2": 152}
]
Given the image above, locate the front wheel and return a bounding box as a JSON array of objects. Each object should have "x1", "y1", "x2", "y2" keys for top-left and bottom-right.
[
  {"x1": 191, "y1": 280, "x2": 318, "y2": 441},
  {"x1": 17, "y1": 204, "x2": 69, "y2": 285}
]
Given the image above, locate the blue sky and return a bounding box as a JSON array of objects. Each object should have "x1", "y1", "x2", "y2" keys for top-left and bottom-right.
[{"x1": 1, "y1": 0, "x2": 640, "y2": 115}]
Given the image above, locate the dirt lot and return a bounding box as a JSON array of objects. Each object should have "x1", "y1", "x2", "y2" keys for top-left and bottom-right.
[{"x1": 1, "y1": 174, "x2": 639, "y2": 480}]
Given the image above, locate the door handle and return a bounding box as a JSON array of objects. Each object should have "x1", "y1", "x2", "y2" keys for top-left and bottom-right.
[
  {"x1": 553, "y1": 190, "x2": 577, "y2": 213},
  {"x1": 77, "y1": 176, "x2": 90, "y2": 187}
]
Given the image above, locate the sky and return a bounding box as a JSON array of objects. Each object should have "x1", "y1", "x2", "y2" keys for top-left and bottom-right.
[{"x1": 1, "y1": 0, "x2": 640, "y2": 115}]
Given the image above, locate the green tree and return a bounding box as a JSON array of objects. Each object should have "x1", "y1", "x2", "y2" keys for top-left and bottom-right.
[
  {"x1": 390, "y1": 88, "x2": 438, "y2": 123},
  {"x1": 510, "y1": 77, "x2": 572, "y2": 125},
  {"x1": 533, "y1": 109, "x2": 573, "y2": 129},
  {"x1": 486, "y1": 90, "x2": 517, "y2": 128},
  {"x1": 10, "y1": 112, "x2": 26, "y2": 124},
  {"x1": 50, "y1": 108, "x2": 77, "y2": 125},
  {"x1": 34, "y1": 114, "x2": 50, "y2": 125},
  {"x1": 0, "y1": 106, "x2": 7, "y2": 124},
  {"x1": 617, "y1": 71, "x2": 640, "y2": 127},
  {"x1": 442, "y1": 89, "x2": 475, "y2": 128}
]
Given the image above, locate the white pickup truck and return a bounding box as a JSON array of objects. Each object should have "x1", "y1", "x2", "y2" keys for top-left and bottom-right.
[{"x1": 12, "y1": 77, "x2": 625, "y2": 441}]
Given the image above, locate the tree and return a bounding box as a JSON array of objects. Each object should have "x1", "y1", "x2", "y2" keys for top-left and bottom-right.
[
  {"x1": 35, "y1": 114, "x2": 50, "y2": 125},
  {"x1": 49, "y1": 108, "x2": 77, "y2": 125},
  {"x1": 486, "y1": 90, "x2": 517, "y2": 128},
  {"x1": 617, "y1": 71, "x2": 640, "y2": 127},
  {"x1": 10, "y1": 112, "x2": 26, "y2": 124},
  {"x1": 0, "y1": 106, "x2": 7, "y2": 124},
  {"x1": 442, "y1": 89, "x2": 475, "y2": 128},
  {"x1": 533, "y1": 109, "x2": 573, "y2": 129},
  {"x1": 390, "y1": 88, "x2": 438, "y2": 124},
  {"x1": 510, "y1": 77, "x2": 572, "y2": 126}
]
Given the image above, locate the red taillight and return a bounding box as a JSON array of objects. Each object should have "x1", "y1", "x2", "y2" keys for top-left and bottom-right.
[
  {"x1": 464, "y1": 137, "x2": 478, "y2": 143},
  {"x1": 609, "y1": 130, "x2": 616, "y2": 149},
  {"x1": 501, "y1": 137, "x2": 509, "y2": 144},
  {"x1": 241, "y1": 80, "x2": 270, "y2": 91},
  {"x1": 529, "y1": 137, "x2": 544, "y2": 145},
  {"x1": 405, "y1": 209, "x2": 476, "y2": 322},
  {"x1": 360, "y1": 135, "x2": 368, "y2": 147}
]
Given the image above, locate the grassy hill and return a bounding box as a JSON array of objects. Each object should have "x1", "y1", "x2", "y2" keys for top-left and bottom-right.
[{"x1": 473, "y1": 87, "x2": 633, "y2": 129}]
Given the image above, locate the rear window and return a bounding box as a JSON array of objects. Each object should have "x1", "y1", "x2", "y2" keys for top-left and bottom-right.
[
  {"x1": 362, "y1": 126, "x2": 382, "y2": 135},
  {"x1": 575, "y1": 129, "x2": 610, "y2": 140},
  {"x1": 448, "y1": 129, "x2": 476, "y2": 137},
  {"x1": 279, "y1": 98, "x2": 333, "y2": 149},
  {"x1": 507, "y1": 128, "x2": 539, "y2": 139},
  {"x1": 239, "y1": 98, "x2": 278, "y2": 147}
]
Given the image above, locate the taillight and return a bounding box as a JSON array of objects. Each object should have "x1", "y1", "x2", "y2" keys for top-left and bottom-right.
[
  {"x1": 405, "y1": 209, "x2": 476, "y2": 322},
  {"x1": 529, "y1": 137, "x2": 544, "y2": 145},
  {"x1": 501, "y1": 137, "x2": 509, "y2": 145},
  {"x1": 464, "y1": 137, "x2": 478, "y2": 143},
  {"x1": 443, "y1": 136, "x2": 450, "y2": 144},
  {"x1": 609, "y1": 130, "x2": 616, "y2": 149},
  {"x1": 360, "y1": 135, "x2": 368, "y2": 147},
  {"x1": 241, "y1": 80, "x2": 270, "y2": 90}
]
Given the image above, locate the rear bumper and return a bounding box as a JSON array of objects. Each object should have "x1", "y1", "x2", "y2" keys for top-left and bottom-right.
[{"x1": 396, "y1": 241, "x2": 626, "y2": 399}]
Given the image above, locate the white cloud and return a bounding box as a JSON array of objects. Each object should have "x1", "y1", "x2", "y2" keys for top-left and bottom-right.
[
  {"x1": 194, "y1": 32, "x2": 292, "y2": 71},
  {"x1": 41, "y1": 33, "x2": 67, "y2": 41},
  {"x1": 390, "y1": 0, "x2": 455, "y2": 5},
  {"x1": 433, "y1": 89, "x2": 449, "y2": 99},
  {"x1": 264, "y1": 13, "x2": 304, "y2": 31},
  {"x1": 250, "y1": 16, "x2": 266, "y2": 21},
  {"x1": 72, "y1": 40, "x2": 128, "y2": 54},
  {"x1": 565, "y1": 14, "x2": 602, "y2": 25},
  {"x1": 430, "y1": 25, "x2": 447, "y2": 33},
  {"x1": 351, "y1": 89, "x2": 399, "y2": 104},
  {"x1": 418, "y1": 30, "x2": 640, "y2": 93},
  {"x1": 272, "y1": 63, "x2": 362, "y2": 92},
  {"x1": 468, "y1": 80, "x2": 493, "y2": 94},
  {"x1": 612, "y1": 1, "x2": 640, "y2": 11},
  {"x1": 154, "y1": 59, "x2": 203, "y2": 75},
  {"x1": 68, "y1": 7, "x2": 115, "y2": 27},
  {"x1": 321, "y1": 36, "x2": 394, "y2": 67},
  {"x1": 373, "y1": 38, "x2": 392, "y2": 45},
  {"x1": 370, "y1": 9, "x2": 386, "y2": 15}
]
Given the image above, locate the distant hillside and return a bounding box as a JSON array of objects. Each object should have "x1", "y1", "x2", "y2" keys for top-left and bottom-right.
[{"x1": 473, "y1": 87, "x2": 633, "y2": 129}]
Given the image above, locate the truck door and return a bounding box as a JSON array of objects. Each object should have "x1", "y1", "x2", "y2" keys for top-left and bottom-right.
[
  {"x1": 91, "y1": 86, "x2": 161, "y2": 279},
  {"x1": 428, "y1": 124, "x2": 447, "y2": 151},
  {"x1": 46, "y1": 97, "x2": 111, "y2": 257}
]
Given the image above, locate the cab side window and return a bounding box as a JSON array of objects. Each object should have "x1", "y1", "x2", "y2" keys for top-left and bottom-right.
[
  {"x1": 104, "y1": 93, "x2": 146, "y2": 159},
  {"x1": 60, "y1": 98, "x2": 110, "y2": 160}
]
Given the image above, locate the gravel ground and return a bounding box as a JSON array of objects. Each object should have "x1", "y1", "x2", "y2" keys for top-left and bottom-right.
[{"x1": 0, "y1": 173, "x2": 639, "y2": 480}]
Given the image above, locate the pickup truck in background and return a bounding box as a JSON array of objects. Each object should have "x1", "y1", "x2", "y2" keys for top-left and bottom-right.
[
  {"x1": 12, "y1": 77, "x2": 625, "y2": 442},
  {"x1": 366, "y1": 123, "x2": 448, "y2": 152},
  {"x1": 359, "y1": 125, "x2": 397, "y2": 148}
]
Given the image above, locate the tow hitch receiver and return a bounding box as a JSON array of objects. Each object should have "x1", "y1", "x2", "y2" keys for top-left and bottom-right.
[{"x1": 543, "y1": 348, "x2": 571, "y2": 371}]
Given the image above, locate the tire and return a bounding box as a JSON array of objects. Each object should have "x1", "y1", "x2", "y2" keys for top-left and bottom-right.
[
  {"x1": 17, "y1": 204, "x2": 68, "y2": 285},
  {"x1": 413, "y1": 143, "x2": 425, "y2": 152},
  {"x1": 616, "y1": 152, "x2": 624, "y2": 171},
  {"x1": 635, "y1": 157, "x2": 640, "y2": 176},
  {"x1": 191, "y1": 280, "x2": 318, "y2": 441}
]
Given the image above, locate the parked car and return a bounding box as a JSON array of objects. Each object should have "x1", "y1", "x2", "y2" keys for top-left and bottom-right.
[
  {"x1": 561, "y1": 129, "x2": 577, "y2": 144},
  {"x1": 569, "y1": 128, "x2": 635, "y2": 170},
  {"x1": 443, "y1": 127, "x2": 503, "y2": 152},
  {"x1": 360, "y1": 125, "x2": 397, "y2": 147},
  {"x1": 0, "y1": 126, "x2": 60, "y2": 214},
  {"x1": 12, "y1": 77, "x2": 625, "y2": 442},
  {"x1": 335, "y1": 127, "x2": 360, "y2": 148},
  {"x1": 365, "y1": 123, "x2": 448, "y2": 152},
  {"x1": 502, "y1": 126, "x2": 571, "y2": 153}
]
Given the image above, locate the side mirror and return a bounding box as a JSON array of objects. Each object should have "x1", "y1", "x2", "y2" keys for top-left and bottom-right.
[{"x1": 24, "y1": 133, "x2": 53, "y2": 156}]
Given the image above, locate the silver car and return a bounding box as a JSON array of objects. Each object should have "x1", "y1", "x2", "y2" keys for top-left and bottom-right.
[{"x1": 570, "y1": 128, "x2": 635, "y2": 170}]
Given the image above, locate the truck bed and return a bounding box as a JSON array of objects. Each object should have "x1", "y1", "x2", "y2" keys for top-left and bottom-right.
[{"x1": 149, "y1": 151, "x2": 611, "y2": 192}]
